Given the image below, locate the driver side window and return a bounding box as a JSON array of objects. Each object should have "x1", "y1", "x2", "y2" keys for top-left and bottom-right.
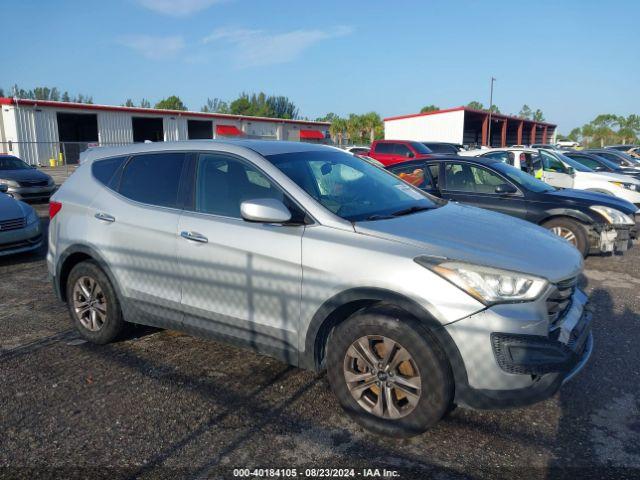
[
  {"x1": 444, "y1": 162, "x2": 510, "y2": 194},
  {"x1": 540, "y1": 151, "x2": 567, "y2": 173}
]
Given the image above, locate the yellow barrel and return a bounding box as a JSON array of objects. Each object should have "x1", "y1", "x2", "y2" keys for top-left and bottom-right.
[{"x1": 49, "y1": 158, "x2": 56, "y2": 167}]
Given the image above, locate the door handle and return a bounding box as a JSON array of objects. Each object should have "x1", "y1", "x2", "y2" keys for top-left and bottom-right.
[
  {"x1": 180, "y1": 231, "x2": 208, "y2": 243},
  {"x1": 94, "y1": 212, "x2": 115, "y2": 223}
]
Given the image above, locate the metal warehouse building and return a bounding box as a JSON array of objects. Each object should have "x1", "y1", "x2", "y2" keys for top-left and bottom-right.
[
  {"x1": 384, "y1": 107, "x2": 557, "y2": 147},
  {"x1": 0, "y1": 97, "x2": 330, "y2": 165}
]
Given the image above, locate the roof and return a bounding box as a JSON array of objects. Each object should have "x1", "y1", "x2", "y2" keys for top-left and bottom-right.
[
  {"x1": 384, "y1": 106, "x2": 556, "y2": 127},
  {"x1": 82, "y1": 139, "x2": 337, "y2": 162},
  {"x1": 0, "y1": 97, "x2": 330, "y2": 127}
]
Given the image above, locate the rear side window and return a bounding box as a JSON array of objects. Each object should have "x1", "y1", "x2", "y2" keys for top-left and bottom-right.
[
  {"x1": 118, "y1": 152, "x2": 186, "y2": 208},
  {"x1": 394, "y1": 144, "x2": 413, "y2": 157},
  {"x1": 92, "y1": 156, "x2": 127, "y2": 188},
  {"x1": 426, "y1": 144, "x2": 457, "y2": 154},
  {"x1": 391, "y1": 164, "x2": 434, "y2": 189},
  {"x1": 374, "y1": 143, "x2": 394, "y2": 154}
]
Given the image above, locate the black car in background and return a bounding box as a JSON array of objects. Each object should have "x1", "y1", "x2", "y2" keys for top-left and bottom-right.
[
  {"x1": 387, "y1": 155, "x2": 638, "y2": 257},
  {"x1": 583, "y1": 149, "x2": 640, "y2": 169},
  {"x1": 420, "y1": 142, "x2": 462, "y2": 155},
  {"x1": 562, "y1": 151, "x2": 640, "y2": 180}
]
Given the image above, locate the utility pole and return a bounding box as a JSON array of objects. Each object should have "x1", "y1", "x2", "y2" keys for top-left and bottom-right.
[{"x1": 487, "y1": 77, "x2": 496, "y2": 147}]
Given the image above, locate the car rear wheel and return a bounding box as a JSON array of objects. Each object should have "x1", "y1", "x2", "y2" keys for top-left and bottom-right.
[
  {"x1": 542, "y1": 217, "x2": 589, "y2": 257},
  {"x1": 66, "y1": 261, "x2": 124, "y2": 344},
  {"x1": 326, "y1": 305, "x2": 453, "y2": 437}
]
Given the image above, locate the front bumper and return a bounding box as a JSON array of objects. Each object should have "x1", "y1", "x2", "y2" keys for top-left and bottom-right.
[
  {"x1": 6, "y1": 184, "x2": 57, "y2": 201},
  {"x1": 0, "y1": 221, "x2": 43, "y2": 256},
  {"x1": 588, "y1": 224, "x2": 633, "y2": 254},
  {"x1": 445, "y1": 287, "x2": 593, "y2": 409}
]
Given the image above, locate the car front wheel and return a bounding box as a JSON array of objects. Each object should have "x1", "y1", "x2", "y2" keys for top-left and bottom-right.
[
  {"x1": 542, "y1": 217, "x2": 589, "y2": 257},
  {"x1": 326, "y1": 305, "x2": 453, "y2": 437}
]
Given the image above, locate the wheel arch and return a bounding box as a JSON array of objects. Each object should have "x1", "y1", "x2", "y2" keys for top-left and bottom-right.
[
  {"x1": 300, "y1": 288, "x2": 466, "y2": 382},
  {"x1": 538, "y1": 209, "x2": 594, "y2": 227}
]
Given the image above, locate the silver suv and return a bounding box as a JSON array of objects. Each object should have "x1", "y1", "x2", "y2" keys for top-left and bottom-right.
[{"x1": 48, "y1": 141, "x2": 593, "y2": 437}]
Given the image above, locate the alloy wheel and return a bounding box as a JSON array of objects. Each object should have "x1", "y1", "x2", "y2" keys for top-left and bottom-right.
[
  {"x1": 343, "y1": 335, "x2": 421, "y2": 419},
  {"x1": 72, "y1": 276, "x2": 107, "y2": 332},
  {"x1": 550, "y1": 226, "x2": 577, "y2": 246}
]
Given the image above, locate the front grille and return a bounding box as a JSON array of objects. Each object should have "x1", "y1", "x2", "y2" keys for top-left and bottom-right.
[
  {"x1": 19, "y1": 180, "x2": 49, "y2": 187},
  {"x1": 0, "y1": 234, "x2": 41, "y2": 251},
  {"x1": 546, "y1": 276, "x2": 577, "y2": 327},
  {"x1": 0, "y1": 217, "x2": 26, "y2": 231}
]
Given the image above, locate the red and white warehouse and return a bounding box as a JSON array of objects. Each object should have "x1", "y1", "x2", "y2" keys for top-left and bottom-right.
[
  {"x1": 0, "y1": 98, "x2": 330, "y2": 165},
  {"x1": 384, "y1": 107, "x2": 557, "y2": 147}
]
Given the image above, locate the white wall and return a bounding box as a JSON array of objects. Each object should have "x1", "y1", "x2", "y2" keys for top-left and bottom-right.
[
  {"x1": 98, "y1": 111, "x2": 133, "y2": 145},
  {"x1": 384, "y1": 110, "x2": 465, "y2": 144}
]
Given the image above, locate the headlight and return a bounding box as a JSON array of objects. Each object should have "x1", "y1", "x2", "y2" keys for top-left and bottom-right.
[
  {"x1": 0, "y1": 178, "x2": 19, "y2": 187},
  {"x1": 415, "y1": 257, "x2": 549, "y2": 305},
  {"x1": 590, "y1": 205, "x2": 635, "y2": 225},
  {"x1": 608, "y1": 181, "x2": 638, "y2": 191},
  {"x1": 47, "y1": 177, "x2": 55, "y2": 186},
  {"x1": 26, "y1": 208, "x2": 39, "y2": 225}
]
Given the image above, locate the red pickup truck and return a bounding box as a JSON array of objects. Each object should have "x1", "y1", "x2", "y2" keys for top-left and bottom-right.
[{"x1": 368, "y1": 140, "x2": 433, "y2": 166}]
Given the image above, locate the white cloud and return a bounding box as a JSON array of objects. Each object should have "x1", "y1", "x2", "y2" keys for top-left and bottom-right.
[
  {"x1": 136, "y1": 0, "x2": 224, "y2": 16},
  {"x1": 118, "y1": 35, "x2": 185, "y2": 60},
  {"x1": 202, "y1": 26, "x2": 353, "y2": 68}
]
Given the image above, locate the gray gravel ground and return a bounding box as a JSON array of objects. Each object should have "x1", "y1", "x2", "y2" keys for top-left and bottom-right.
[{"x1": 1, "y1": 204, "x2": 639, "y2": 479}]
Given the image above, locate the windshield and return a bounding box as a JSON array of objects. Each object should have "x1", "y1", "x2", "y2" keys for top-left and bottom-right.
[
  {"x1": 0, "y1": 156, "x2": 30, "y2": 170},
  {"x1": 410, "y1": 142, "x2": 433, "y2": 154},
  {"x1": 592, "y1": 155, "x2": 623, "y2": 170},
  {"x1": 492, "y1": 162, "x2": 555, "y2": 193},
  {"x1": 267, "y1": 150, "x2": 439, "y2": 222},
  {"x1": 554, "y1": 153, "x2": 593, "y2": 172}
]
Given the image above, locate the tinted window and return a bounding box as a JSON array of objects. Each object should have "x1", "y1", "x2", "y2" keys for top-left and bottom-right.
[
  {"x1": 567, "y1": 154, "x2": 606, "y2": 171},
  {"x1": 409, "y1": 142, "x2": 432, "y2": 154},
  {"x1": 196, "y1": 153, "x2": 284, "y2": 218},
  {"x1": 482, "y1": 151, "x2": 511, "y2": 163},
  {"x1": 394, "y1": 144, "x2": 413, "y2": 157},
  {"x1": 539, "y1": 151, "x2": 569, "y2": 173},
  {"x1": 493, "y1": 163, "x2": 554, "y2": 193},
  {"x1": 428, "y1": 163, "x2": 440, "y2": 188},
  {"x1": 424, "y1": 143, "x2": 457, "y2": 154},
  {"x1": 444, "y1": 162, "x2": 510, "y2": 194},
  {"x1": 119, "y1": 152, "x2": 185, "y2": 208},
  {"x1": 374, "y1": 143, "x2": 394, "y2": 154},
  {"x1": 92, "y1": 156, "x2": 127, "y2": 188},
  {"x1": 0, "y1": 156, "x2": 30, "y2": 170},
  {"x1": 391, "y1": 164, "x2": 434, "y2": 189}
]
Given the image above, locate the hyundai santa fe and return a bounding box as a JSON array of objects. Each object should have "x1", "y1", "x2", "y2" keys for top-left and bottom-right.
[{"x1": 48, "y1": 141, "x2": 593, "y2": 437}]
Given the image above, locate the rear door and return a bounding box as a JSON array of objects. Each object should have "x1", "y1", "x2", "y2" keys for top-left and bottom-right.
[
  {"x1": 539, "y1": 150, "x2": 574, "y2": 188},
  {"x1": 439, "y1": 161, "x2": 529, "y2": 219},
  {"x1": 177, "y1": 151, "x2": 304, "y2": 362},
  {"x1": 390, "y1": 162, "x2": 439, "y2": 196},
  {"x1": 88, "y1": 151, "x2": 186, "y2": 329},
  {"x1": 370, "y1": 142, "x2": 397, "y2": 166}
]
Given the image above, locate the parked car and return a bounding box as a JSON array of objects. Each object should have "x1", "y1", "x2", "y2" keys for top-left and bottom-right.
[
  {"x1": 563, "y1": 151, "x2": 640, "y2": 181},
  {"x1": 49, "y1": 141, "x2": 592, "y2": 437},
  {"x1": 387, "y1": 155, "x2": 637, "y2": 257},
  {"x1": 343, "y1": 146, "x2": 371, "y2": 156},
  {"x1": 583, "y1": 149, "x2": 640, "y2": 170},
  {"x1": 0, "y1": 155, "x2": 56, "y2": 201},
  {"x1": 420, "y1": 142, "x2": 461, "y2": 155},
  {"x1": 531, "y1": 144, "x2": 561, "y2": 150},
  {"x1": 604, "y1": 145, "x2": 639, "y2": 152},
  {"x1": 368, "y1": 140, "x2": 433, "y2": 166},
  {"x1": 0, "y1": 184, "x2": 43, "y2": 256},
  {"x1": 628, "y1": 147, "x2": 640, "y2": 159}
]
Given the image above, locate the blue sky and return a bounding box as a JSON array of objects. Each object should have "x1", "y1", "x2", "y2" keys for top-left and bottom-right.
[{"x1": 2, "y1": 0, "x2": 639, "y2": 132}]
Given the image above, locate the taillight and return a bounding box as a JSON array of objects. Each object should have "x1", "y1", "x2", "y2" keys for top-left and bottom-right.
[
  {"x1": 49, "y1": 201, "x2": 62, "y2": 219},
  {"x1": 520, "y1": 153, "x2": 526, "y2": 161}
]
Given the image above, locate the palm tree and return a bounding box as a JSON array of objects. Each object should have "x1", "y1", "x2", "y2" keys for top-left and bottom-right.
[
  {"x1": 615, "y1": 115, "x2": 640, "y2": 145},
  {"x1": 329, "y1": 117, "x2": 347, "y2": 145}
]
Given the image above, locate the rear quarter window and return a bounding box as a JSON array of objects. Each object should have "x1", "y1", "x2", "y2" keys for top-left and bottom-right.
[{"x1": 92, "y1": 156, "x2": 128, "y2": 188}]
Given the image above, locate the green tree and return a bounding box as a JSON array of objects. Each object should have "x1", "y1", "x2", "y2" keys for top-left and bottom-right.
[
  {"x1": 201, "y1": 97, "x2": 230, "y2": 113},
  {"x1": 519, "y1": 104, "x2": 533, "y2": 119},
  {"x1": 0, "y1": 88, "x2": 4, "y2": 97},
  {"x1": 329, "y1": 116, "x2": 348, "y2": 145},
  {"x1": 61, "y1": 91, "x2": 71, "y2": 102},
  {"x1": 140, "y1": 98, "x2": 151, "y2": 108},
  {"x1": 266, "y1": 95, "x2": 298, "y2": 119},
  {"x1": 420, "y1": 104, "x2": 439, "y2": 113},
  {"x1": 489, "y1": 104, "x2": 501, "y2": 114},
  {"x1": 467, "y1": 101, "x2": 484, "y2": 110},
  {"x1": 155, "y1": 95, "x2": 187, "y2": 111},
  {"x1": 229, "y1": 94, "x2": 253, "y2": 116},
  {"x1": 615, "y1": 115, "x2": 640, "y2": 144},
  {"x1": 532, "y1": 109, "x2": 545, "y2": 122},
  {"x1": 123, "y1": 99, "x2": 135, "y2": 107},
  {"x1": 568, "y1": 127, "x2": 582, "y2": 142}
]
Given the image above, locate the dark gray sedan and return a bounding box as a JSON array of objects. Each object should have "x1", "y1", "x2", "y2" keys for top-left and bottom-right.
[
  {"x1": 0, "y1": 155, "x2": 56, "y2": 201},
  {"x1": 0, "y1": 185, "x2": 42, "y2": 256}
]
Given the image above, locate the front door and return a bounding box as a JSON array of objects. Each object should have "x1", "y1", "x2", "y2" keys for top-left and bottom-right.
[
  {"x1": 439, "y1": 161, "x2": 529, "y2": 220},
  {"x1": 177, "y1": 152, "x2": 304, "y2": 363},
  {"x1": 539, "y1": 150, "x2": 574, "y2": 188}
]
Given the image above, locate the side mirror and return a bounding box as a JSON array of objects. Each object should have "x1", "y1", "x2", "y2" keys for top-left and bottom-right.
[
  {"x1": 0, "y1": 184, "x2": 7, "y2": 194},
  {"x1": 495, "y1": 184, "x2": 517, "y2": 194},
  {"x1": 566, "y1": 166, "x2": 575, "y2": 176},
  {"x1": 241, "y1": 198, "x2": 292, "y2": 224},
  {"x1": 405, "y1": 151, "x2": 414, "y2": 158}
]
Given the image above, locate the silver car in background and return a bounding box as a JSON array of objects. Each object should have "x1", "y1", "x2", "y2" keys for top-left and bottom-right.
[
  {"x1": 0, "y1": 184, "x2": 42, "y2": 256},
  {"x1": 48, "y1": 141, "x2": 592, "y2": 437},
  {"x1": 0, "y1": 155, "x2": 56, "y2": 202}
]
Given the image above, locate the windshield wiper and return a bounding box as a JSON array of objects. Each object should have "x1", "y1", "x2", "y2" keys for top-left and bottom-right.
[
  {"x1": 363, "y1": 214, "x2": 395, "y2": 221},
  {"x1": 390, "y1": 205, "x2": 433, "y2": 217}
]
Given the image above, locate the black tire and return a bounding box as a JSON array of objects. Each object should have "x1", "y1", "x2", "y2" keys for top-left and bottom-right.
[
  {"x1": 542, "y1": 217, "x2": 589, "y2": 257},
  {"x1": 326, "y1": 304, "x2": 453, "y2": 437},
  {"x1": 66, "y1": 260, "x2": 124, "y2": 344}
]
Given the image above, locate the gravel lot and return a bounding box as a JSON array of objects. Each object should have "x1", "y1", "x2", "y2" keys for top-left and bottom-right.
[{"x1": 1, "y1": 203, "x2": 639, "y2": 479}]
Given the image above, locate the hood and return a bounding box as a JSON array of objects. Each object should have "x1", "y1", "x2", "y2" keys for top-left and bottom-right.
[
  {"x1": 0, "y1": 168, "x2": 52, "y2": 183},
  {"x1": 544, "y1": 188, "x2": 637, "y2": 214},
  {"x1": 0, "y1": 193, "x2": 29, "y2": 221},
  {"x1": 596, "y1": 171, "x2": 640, "y2": 184},
  {"x1": 354, "y1": 203, "x2": 582, "y2": 283}
]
